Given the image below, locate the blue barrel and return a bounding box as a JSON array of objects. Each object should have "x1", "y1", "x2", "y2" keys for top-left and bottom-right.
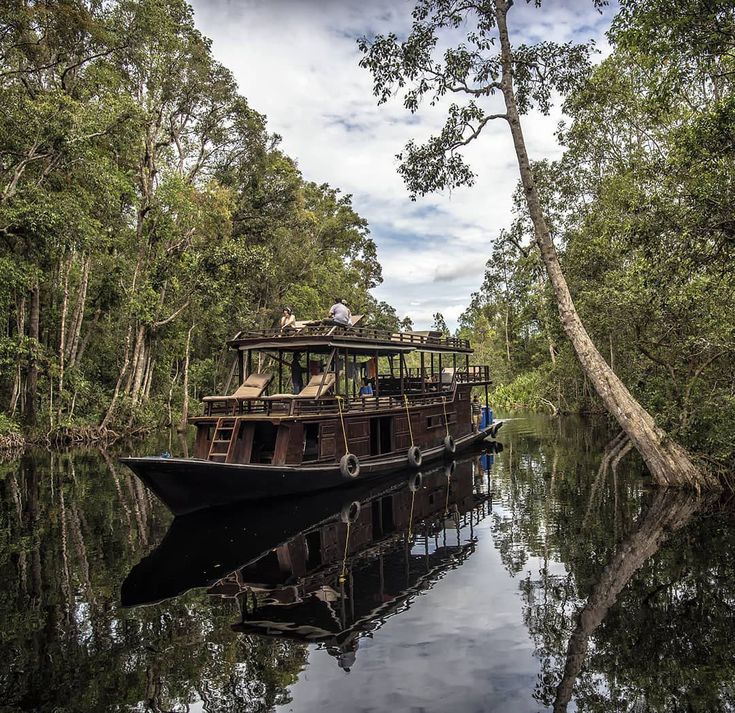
[{"x1": 480, "y1": 406, "x2": 493, "y2": 430}]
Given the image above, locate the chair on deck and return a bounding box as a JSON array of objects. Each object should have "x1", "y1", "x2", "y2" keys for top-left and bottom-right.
[
  {"x1": 440, "y1": 367, "x2": 456, "y2": 387},
  {"x1": 323, "y1": 314, "x2": 364, "y2": 335},
  {"x1": 264, "y1": 372, "x2": 337, "y2": 401},
  {"x1": 202, "y1": 372, "x2": 273, "y2": 414},
  {"x1": 296, "y1": 372, "x2": 337, "y2": 399}
]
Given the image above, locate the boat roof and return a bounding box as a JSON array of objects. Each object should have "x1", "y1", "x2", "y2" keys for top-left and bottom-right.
[{"x1": 227, "y1": 326, "x2": 473, "y2": 355}]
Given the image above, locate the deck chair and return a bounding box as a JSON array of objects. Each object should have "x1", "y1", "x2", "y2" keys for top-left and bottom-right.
[
  {"x1": 265, "y1": 372, "x2": 337, "y2": 401},
  {"x1": 202, "y1": 372, "x2": 273, "y2": 413},
  {"x1": 324, "y1": 314, "x2": 364, "y2": 335},
  {"x1": 295, "y1": 372, "x2": 336, "y2": 399},
  {"x1": 440, "y1": 367, "x2": 456, "y2": 386}
]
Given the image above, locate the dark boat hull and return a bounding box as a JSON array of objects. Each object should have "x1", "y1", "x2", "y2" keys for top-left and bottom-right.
[{"x1": 120, "y1": 422, "x2": 503, "y2": 516}]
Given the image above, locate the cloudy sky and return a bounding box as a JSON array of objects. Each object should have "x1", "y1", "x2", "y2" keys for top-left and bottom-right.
[{"x1": 189, "y1": 0, "x2": 615, "y2": 330}]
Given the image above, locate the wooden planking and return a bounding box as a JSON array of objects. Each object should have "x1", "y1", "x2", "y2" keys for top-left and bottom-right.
[
  {"x1": 285, "y1": 422, "x2": 305, "y2": 464},
  {"x1": 320, "y1": 420, "x2": 337, "y2": 459}
]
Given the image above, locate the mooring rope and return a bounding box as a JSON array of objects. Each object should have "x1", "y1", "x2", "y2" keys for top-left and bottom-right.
[
  {"x1": 338, "y1": 520, "x2": 351, "y2": 585},
  {"x1": 408, "y1": 488, "x2": 416, "y2": 540},
  {"x1": 445, "y1": 469, "x2": 452, "y2": 515},
  {"x1": 403, "y1": 394, "x2": 415, "y2": 447},
  {"x1": 441, "y1": 396, "x2": 450, "y2": 438},
  {"x1": 336, "y1": 395, "x2": 349, "y2": 454}
]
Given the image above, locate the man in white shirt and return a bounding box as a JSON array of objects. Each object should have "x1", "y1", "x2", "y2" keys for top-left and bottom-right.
[{"x1": 329, "y1": 298, "x2": 351, "y2": 326}]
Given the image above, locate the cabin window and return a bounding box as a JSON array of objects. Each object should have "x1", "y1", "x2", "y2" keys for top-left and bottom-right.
[
  {"x1": 303, "y1": 423, "x2": 319, "y2": 461},
  {"x1": 252, "y1": 422, "x2": 278, "y2": 464},
  {"x1": 427, "y1": 413, "x2": 456, "y2": 429},
  {"x1": 369, "y1": 416, "x2": 392, "y2": 455}
]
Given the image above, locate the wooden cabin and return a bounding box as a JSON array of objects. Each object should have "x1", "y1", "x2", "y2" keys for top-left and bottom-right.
[{"x1": 191, "y1": 324, "x2": 492, "y2": 466}]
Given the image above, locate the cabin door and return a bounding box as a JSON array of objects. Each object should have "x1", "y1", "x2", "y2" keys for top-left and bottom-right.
[{"x1": 369, "y1": 416, "x2": 393, "y2": 456}]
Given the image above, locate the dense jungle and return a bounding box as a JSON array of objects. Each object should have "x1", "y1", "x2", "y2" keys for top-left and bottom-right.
[
  {"x1": 1, "y1": 0, "x2": 734, "y2": 477},
  {"x1": 0, "y1": 0, "x2": 400, "y2": 445}
]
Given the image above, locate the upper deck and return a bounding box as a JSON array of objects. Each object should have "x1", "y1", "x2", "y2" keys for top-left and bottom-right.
[{"x1": 227, "y1": 325, "x2": 472, "y2": 355}]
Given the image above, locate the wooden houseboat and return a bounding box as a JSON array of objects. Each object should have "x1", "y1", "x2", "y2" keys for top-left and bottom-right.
[{"x1": 121, "y1": 322, "x2": 502, "y2": 515}]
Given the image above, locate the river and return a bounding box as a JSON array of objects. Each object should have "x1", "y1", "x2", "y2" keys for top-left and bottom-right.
[{"x1": 1, "y1": 415, "x2": 733, "y2": 712}]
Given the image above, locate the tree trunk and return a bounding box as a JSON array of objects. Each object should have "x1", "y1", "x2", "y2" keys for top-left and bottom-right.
[
  {"x1": 178, "y1": 322, "x2": 194, "y2": 433},
  {"x1": 58, "y1": 253, "x2": 72, "y2": 404},
  {"x1": 101, "y1": 323, "x2": 133, "y2": 429},
  {"x1": 10, "y1": 295, "x2": 25, "y2": 414},
  {"x1": 25, "y1": 281, "x2": 40, "y2": 426},
  {"x1": 495, "y1": 0, "x2": 718, "y2": 490},
  {"x1": 67, "y1": 253, "x2": 91, "y2": 367},
  {"x1": 128, "y1": 325, "x2": 147, "y2": 404}
]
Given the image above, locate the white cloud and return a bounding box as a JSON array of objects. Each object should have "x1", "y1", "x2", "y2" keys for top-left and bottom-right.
[{"x1": 190, "y1": 0, "x2": 613, "y2": 330}]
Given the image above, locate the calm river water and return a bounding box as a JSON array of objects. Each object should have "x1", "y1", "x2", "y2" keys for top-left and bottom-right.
[{"x1": 1, "y1": 415, "x2": 734, "y2": 712}]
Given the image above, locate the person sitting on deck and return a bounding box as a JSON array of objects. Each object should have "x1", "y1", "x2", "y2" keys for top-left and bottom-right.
[
  {"x1": 280, "y1": 307, "x2": 296, "y2": 331},
  {"x1": 471, "y1": 394, "x2": 482, "y2": 432},
  {"x1": 359, "y1": 378, "x2": 374, "y2": 396},
  {"x1": 328, "y1": 298, "x2": 351, "y2": 327}
]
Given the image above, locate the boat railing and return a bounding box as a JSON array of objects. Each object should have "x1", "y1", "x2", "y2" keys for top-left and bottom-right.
[
  {"x1": 396, "y1": 365, "x2": 491, "y2": 384},
  {"x1": 203, "y1": 389, "x2": 463, "y2": 418},
  {"x1": 200, "y1": 365, "x2": 492, "y2": 417},
  {"x1": 233, "y1": 325, "x2": 470, "y2": 351},
  {"x1": 456, "y1": 365, "x2": 491, "y2": 383}
]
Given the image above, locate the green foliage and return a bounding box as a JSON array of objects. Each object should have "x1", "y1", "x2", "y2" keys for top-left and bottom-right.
[
  {"x1": 0, "y1": 413, "x2": 20, "y2": 437},
  {"x1": 490, "y1": 368, "x2": 550, "y2": 412},
  {"x1": 0, "y1": 0, "x2": 393, "y2": 434},
  {"x1": 454, "y1": 1, "x2": 735, "y2": 464}
]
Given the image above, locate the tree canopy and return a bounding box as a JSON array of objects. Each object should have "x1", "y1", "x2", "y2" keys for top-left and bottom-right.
[{"x1": 0, "y1": 0, "x2": 392, "y2": 437}]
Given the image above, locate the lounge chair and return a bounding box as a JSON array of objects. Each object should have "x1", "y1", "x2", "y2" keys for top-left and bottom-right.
[
  {"x1": 202, "y1": 372, "x2": 273, "y2": 414},
  {"x1": 264, "y1": 372, "x2": 337, "y2": 401},
  {"x1": 296, "y1": 372, "x2": 336, "y2": 398},
  {"x1": 440, "y1": 367, "x2": 456, "y2": 386}
]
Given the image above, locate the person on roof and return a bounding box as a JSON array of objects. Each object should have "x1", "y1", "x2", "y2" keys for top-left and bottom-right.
[
  {"x1": 280, "y1": 307, "x2": 296, "y2": 331},
  {"x1": 328, "y1": 298, "x2": 351, "y2": 326}
]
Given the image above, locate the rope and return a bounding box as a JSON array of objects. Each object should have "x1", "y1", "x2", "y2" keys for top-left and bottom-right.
[
  {"x1": 441, "y1": 396, "x2": 450, "y2": 438},
  {"x1": 336, "y1": 395, "x2": 349, "y2": 454},
  {"x1": 445, "y1": 469, "x2": 452, "y2": 515},
  {"x1": 338, "y1": 520, "x2": 351, "y2": 584},
  {"x1": 403, "y1": 394, "x2": 414, "y2": 447},
  {"x1": 408, "y1": 488, "x2": 416, "y2": 540}
]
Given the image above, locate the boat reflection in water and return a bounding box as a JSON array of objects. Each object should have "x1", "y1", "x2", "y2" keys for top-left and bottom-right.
[{"x1": 122, "y1": 448, "x2": 500, "y2": 671}]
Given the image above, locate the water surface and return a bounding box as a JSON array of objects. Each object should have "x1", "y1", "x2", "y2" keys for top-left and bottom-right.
[{"x1": 1, "y1": 415, "x2": 733, "y2": 712}]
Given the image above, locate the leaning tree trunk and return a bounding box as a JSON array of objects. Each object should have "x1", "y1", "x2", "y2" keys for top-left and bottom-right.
[{"x1": 494, "y1": 0, "x2": 719, "y2": 490}]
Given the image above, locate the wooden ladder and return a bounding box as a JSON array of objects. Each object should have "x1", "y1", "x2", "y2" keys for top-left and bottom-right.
[{"x1": 208, "y1": 417, "x2": 237, "y2": 462}]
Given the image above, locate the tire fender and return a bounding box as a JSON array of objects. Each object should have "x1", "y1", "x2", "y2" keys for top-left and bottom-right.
[
  {"x1": 340, "y1": 500, "x2": 361, "y2": 524},
  {"x1": 445, "y1": 460, "x2": 456, "y2": 479},
  {"x1": 408, "y1": 471, "x2": 423, "y2": 492},
  {"x1": 407, "y1": 445, "x2": 422, "y2": 468},
  {"x1": 339, "y1": 453, "x2": 360, "y2": 479}
]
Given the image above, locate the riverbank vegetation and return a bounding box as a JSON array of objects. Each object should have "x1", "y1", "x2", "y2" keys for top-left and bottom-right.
[
  {"x1": 359, "y1": 0, "x2": 734, "y2": 477},
  {"x1": 0, "y1": 0, "x2": 398, "y2": 443},
  {"x1": 456, "y1": 1, "x2": 735, "y2": 469}
]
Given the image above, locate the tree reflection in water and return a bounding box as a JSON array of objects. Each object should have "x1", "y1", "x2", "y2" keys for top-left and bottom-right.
[
  {"x1": 2, "y1": 419, "x2": 734, "y2": 712},
  {"x1": 0, "y1": 448, "x2": 307, "y2": 713},
  {"x1": 493, "y1": 417, "x2": 735, "y2": 712}
]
